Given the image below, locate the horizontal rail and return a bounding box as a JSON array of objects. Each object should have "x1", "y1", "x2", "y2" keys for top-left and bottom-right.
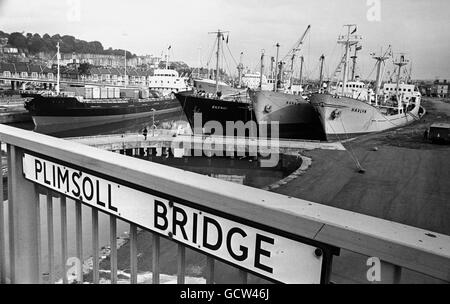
[
  {"x1": 0, "y1": 124, "x2": 449, "y2": 282},
  {"x1": 69, "y1": 133, "x2": 345, "y2": 152}
]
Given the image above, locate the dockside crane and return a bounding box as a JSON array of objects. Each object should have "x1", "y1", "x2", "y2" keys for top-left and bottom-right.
[{"x1": 281, "y1": 25, "x2": 311, "y2": 90}]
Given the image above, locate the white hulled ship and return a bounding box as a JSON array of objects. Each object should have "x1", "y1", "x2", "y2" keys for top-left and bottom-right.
[
  {"x1": 148, "y1": 68, "x2": 189, "y2": 96},
  {"x1": 148, "y1": 47, "x2": 190, "y2": 96},
  {"x1": 309, "y1": 25, "x2": 424, "y2": 141}
]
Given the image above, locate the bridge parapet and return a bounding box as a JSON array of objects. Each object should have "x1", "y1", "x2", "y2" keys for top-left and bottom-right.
[{"x1": 0, "y1": 124, "x2": 449, "y2": 284}]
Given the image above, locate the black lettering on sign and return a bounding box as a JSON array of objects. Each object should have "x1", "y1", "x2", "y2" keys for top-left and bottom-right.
[
  {"x1": 96, "y1": 180, "x2": 105, "y2": 207},
  {"x1": 82, "y1": 176, "x2": 94, "y2": 201},
  {"x1": 52, "y1": 164, "x2": 56, "y2": 187},
  {"x1": 108, "y1": 184, "x2": 118, "y2": 212},
  {"x1": 72, "y1": 171, "x2": 81, "y2": 197},
  {"x1": 43, "y1": 161, "x2": 51, "y2": 185},
  {"x1": 172, "y1": 206, "x2": 188, "y2": 241},
  {"x1": 254, "y1": 234, "x2": 274, "y2": 274},
  {"x1": 226, "y1": 227, "x2": 248, "y2": 261},
  {"x1": 57, "y1": 167, "x2": 69, "y2": 193},
  {"x1": 203, "y1": 216, "x2": 222, "y2": 251},
  {"x1": 35, "y1": 159, "x2": 42, "y2": 180},
  {"x1": 154, "y1": 200, "x2": 168, "y2": 230},
  {"x1": 192, "y1": 213, "x2": 198, "y2": 244}
]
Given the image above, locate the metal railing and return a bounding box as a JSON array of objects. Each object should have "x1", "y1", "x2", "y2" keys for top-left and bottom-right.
[{"x1": 0, "y1": 124, "x2": 449, "y2": 284}]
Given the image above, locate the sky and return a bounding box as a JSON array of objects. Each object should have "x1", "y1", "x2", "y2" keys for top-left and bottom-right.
[{"x1": 0, "y1": 0, "x2": 449, "y2": 80}]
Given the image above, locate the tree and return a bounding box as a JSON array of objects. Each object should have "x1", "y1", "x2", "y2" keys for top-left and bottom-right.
[
  {"x1": 29, "y1": 35, "x2": 47, "y2": 53},
  {"x1": 3, "y1": 30, "x2": 137, "y2": 58},
  {"x1": 86, "y1": 41, "x2": 103, "y2": 53},
  {"x1": 9, "y1": 32, "x2": 27, "y2": 49},
  {"x1": 78, "y1": 62, "x2": 91, "y2": 76}
]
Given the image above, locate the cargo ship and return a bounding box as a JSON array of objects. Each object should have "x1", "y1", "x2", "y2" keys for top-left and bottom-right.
[
  {"x1": 250, "y1": 90, "x2": 325, "y2": 139},
  {"x1": 175, "y1": 90, "x2": 254, "y2": 134},
  {"x1": 24, "y1": 43, "x2": 180, "y2": 134},
  {"x1": 25, "y1": 88, "x2": 181, "y2": 134},
  {"x1": 176, "y1": 30, "x2": 256, "y2": 136},
  {"x1": 249, "y1": 26, "x2": 325, "y2": 140},
  {"x1": 309, "y1": 25, "x2": 424, "y2": 141}
]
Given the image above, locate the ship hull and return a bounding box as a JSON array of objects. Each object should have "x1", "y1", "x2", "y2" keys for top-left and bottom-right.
[
  {"x1": 25, "y1": 95, "x2": 181, "y2": 134},
  {"x1": 309, "y1": 93, "x2": 421, "y2": 141},
  {"x1": 250, "y1": 90, "x2": 325, "y2": 140},
  {"x1": 175, "y1": 91, "x2": 256, "y2": 136}
]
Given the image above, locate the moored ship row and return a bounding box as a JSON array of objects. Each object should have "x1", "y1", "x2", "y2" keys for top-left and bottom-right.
[
  {"x1": 178, "y1": 25, "x2": 424, "y2": 142},
  {"x1": 24, "y1": 26, "x2": 425, "y2": 141}
]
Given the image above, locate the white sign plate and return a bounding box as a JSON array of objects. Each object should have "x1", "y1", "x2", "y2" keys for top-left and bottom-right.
[{"x1": 22, "y1": 153, "x2": 323, "y2": 283}]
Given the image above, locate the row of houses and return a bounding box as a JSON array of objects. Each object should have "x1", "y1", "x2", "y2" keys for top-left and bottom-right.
[
  {"x1": 0, "y1": 62, "x2": 54, "y2": 79},
  {"x1": 0, "y1": 62, "x2": 188, "y2": 88},
  {"x1": 0, "y1": 38, "x2": 19, "y2": 54},
  {"x1": 48, "y1": 53, "x2": 162, "y2": 69},
  {"x1": 419, "y1": 79, "x2": 449, "y2": 98}
]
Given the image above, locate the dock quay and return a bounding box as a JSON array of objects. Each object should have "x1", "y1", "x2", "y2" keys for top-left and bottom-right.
[
  {"x1": 0, "y1": 97, "x2": 31, "y2": 124},
  {"x1": 69, "y1": 131, "x2": 346, "y2": 157}
]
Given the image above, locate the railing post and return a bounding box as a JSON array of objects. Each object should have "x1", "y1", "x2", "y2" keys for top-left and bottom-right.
[
  {"x1": 130, "y1": 224, "x2": 138, "y2": 284},
  {"x1": 110, "y1": 216, "x2": 118, "y2": 284},
  {"x1": 382, "y1": 261, "x2": 403, "y2": 284},
  {"x1": 46, "y1": 191, "x2": 55, "y2": 284},
  {"x1": 206, "y1": 256, "x2": 215, "y2": 284},
  {"x1": 7, "y1": 145, "x2": 40, "y2": 283},
  {"x1": 60, "y1": 195, "x2": 68, "y2": 284},
  {"x1": 0, "y1": 141, "x2": 5, "y2": 283}
]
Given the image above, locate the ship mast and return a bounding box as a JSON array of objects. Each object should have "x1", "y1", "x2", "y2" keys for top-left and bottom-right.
[
  {"x1": 394, "y1": 54, "x2": 409, "y2": 108},
  {"x1": 351, "y1": 44, "x2": 361, "y2": 81},
  {"x1": 215, "y1": 31, "x2": 221, "y2": 94},
  {"x1": 273, "y1": 43, "x2": 280, "y2": 92},
  {"x1": 259, "y1": 49, "x2": 265, "y2": 89},
  {"x1": 319, "y1": 54, "x2": 325, "y2": 90},
  {"x1": 338, "y1": 24, "x2": 361, "y2": 95},
  {"x1": 289, "y1": 54, "x2": 295, "y2": 89},
  {"x1": 299, "y1": 56, "x2": 304, "y2": 88},
  {"x1": 208, "y1": 29, "x2": 229, "y2": 96},
  {"x1": 372, "y1": 46, "x2": 391, "y2": 105},
  {"x1": 283, "y1": 25, "x2": 311, "y2": 92},
  {"x1": 270, "y1": 56, "x2": 274, "y2": 80},
  {"x1": 166, "y1": 45, "x2": 170, "y2": 70},
  {"x1": 56, "y1": 42, "x2": 60, "y2": 95},
  {"x1": 237, "y1": 52, "x2": 244, "y2": 88}
]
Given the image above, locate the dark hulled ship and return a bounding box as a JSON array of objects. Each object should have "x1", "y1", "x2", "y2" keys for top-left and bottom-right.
[
  {"x1": 24, "y1": 42, "x2": 181, "y2": 135},
  {"x1": 25, "y1": 91, "x2": 180, "y2": 134},
  {"x1": 175, "y1": 90, "x2": 255, "y2": 133},
  {"x1": 175, "y1": 30, "x2": 258, "y2": 137}
]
